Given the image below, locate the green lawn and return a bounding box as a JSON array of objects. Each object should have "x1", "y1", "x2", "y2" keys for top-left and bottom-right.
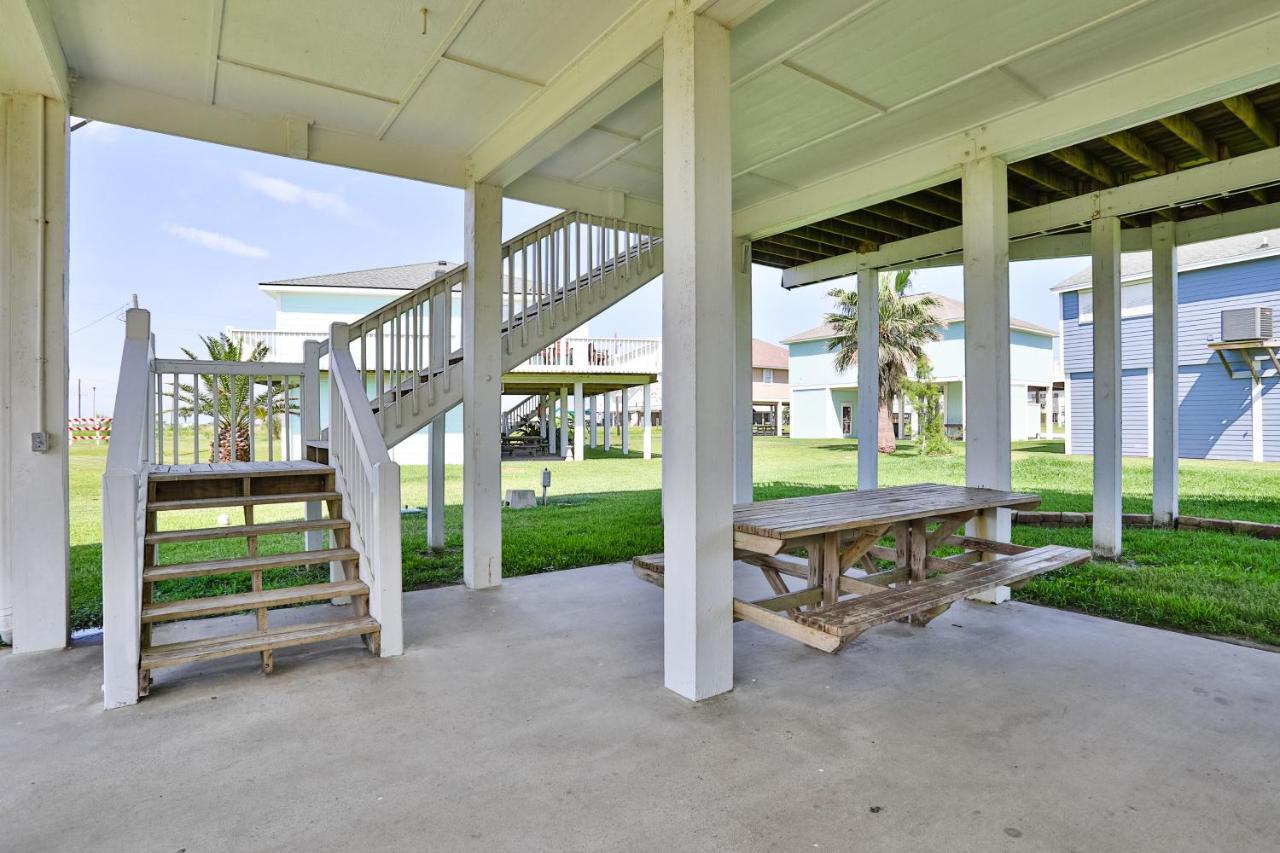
[{"x1": 66, "y1": 431, "x2": 1280, "y2": 647}]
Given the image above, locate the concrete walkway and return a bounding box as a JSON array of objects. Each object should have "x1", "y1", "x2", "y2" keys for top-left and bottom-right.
[{"x1": 3, "y1": 563, "x2": 1278, "y2": 852}]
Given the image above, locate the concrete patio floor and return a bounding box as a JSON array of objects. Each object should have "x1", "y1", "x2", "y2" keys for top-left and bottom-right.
[{"x1": 2, "y1": 562, "x2": 1278, "y2": 853}]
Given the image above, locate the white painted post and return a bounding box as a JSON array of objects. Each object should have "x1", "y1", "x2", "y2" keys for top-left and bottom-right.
[
  {"x1": 603, "y1": 391, "x2": 612, "y2": 451},
  {"x1": 1152, "y1": 219, "x2": 1179, "y2": 525},
  {"x1": 662, "y1": 8, "x2": 734, "y2": 701},
  {"x1": 733, "y1": 237, "x2": 753, "y2": 502},
  {"x1": 560, "y1": 385, "x2": 570, "y2": 460},
  {"x1": 963, "y1": 157, "x2": 1013, "y2": 601},
  {"x1": 1251, "y1": 377, "x2": 1265, "y2": 462},
  {"x1": 573, "y1": 381, "x2": 585, "y2": 462},
  {"x1": 621, "y1": 388, "x2": 631, "y2": 456},
  {"x1": 1, "y1": 94, "x2": 70, "y2": 652},
  {"x1": 462, "y1": 179, "x2": 503, "y2": 589},
  {"x1": 301, "y1": 339, "x2": 328, "y2": 563},
  {"x1": 1092, "y1": 215, "x2": 1123, "y2": 558},
  {"x1": 856, "y1": 266, "x2": 879, "y2": 490},
  {"x1": 539, "y1": 396, "x2": 549, "y2": 442},
  {"x1": 774, "y1": 403, "x2": 783, "y2": 436},
  {"x1": 643, "y1": 383, "x2": 653, "y2": 459},
  {"x1": 428, "y1": 412, "x2": 446, "y2": 549},
  {"x1": 588, "y1": 395, "x2": 597, "y2": 449}
]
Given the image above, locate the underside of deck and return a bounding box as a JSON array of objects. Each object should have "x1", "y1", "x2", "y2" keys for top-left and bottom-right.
[{"x1": 3, "y1": 563, "x2": 1276, "y2": 852}]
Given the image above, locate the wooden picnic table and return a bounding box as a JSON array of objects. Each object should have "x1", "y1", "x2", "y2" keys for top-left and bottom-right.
[{"x1": 633, "y1": 483, "x2": 1089, "y2": 653}]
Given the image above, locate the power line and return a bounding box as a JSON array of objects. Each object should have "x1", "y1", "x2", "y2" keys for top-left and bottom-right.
[{"x1": 70, "y1": 303, "x2": 129, "y2": 335}]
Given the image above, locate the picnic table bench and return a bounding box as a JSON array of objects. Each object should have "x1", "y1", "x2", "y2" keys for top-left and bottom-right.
[
  {"x1": 501, "y1": 436, "x2": 550, "y2": 458},
  {"x1": 632, "y1": 483, "x2": 1089, "y2": 653}
]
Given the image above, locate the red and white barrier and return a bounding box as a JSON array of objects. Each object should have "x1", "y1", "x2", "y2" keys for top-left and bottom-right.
[{"x1": 68, "y1": 417, "x2": 112, "y2": 443}]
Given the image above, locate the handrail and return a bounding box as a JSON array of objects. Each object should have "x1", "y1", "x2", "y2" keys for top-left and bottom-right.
[
  {"x1": 102, "y1": 308, "x2": 154, "y2": 709},
  {"x1": 327, "y1": 323, "x2": 402, "y2": 656}
]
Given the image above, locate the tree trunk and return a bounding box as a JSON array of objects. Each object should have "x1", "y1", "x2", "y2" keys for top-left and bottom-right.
[
  {"x1": 877, "y1": 399, "x2": 896, "y2": 454},
  {"x1": 211, "y1": 423, "x2": 252, "y2": 462}
]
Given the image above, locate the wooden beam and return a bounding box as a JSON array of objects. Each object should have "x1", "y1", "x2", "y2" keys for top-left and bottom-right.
[
  {"x1": 1102, "y1": 130, "x2": 1170, "y2": 175},
  {"x1": 1223, "y1": 94, "x2": 1278, "y2": 148},
  {"x1": 1050, "y1": 146, "x2": 1118, "y2": 186},
  {"x1": 895, "y1": 192, "x2": 962, "y2": 222},
  {"x1": 833, "y1": 211, "x2": 914, "y2": 240},
  {"x1": 1159, "y1": 113, "x2": 1224, "y2": 162},
  {"x1": 866, "y1": 201, "x2": 946, "y2": 232},
  {"x1": 1009, "y1": 160, "x2": 1079, "y2": 197}
]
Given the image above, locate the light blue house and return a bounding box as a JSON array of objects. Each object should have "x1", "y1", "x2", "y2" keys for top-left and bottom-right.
[
  {"x1": 782, "y1": 292, "x2": 1057, "y2": 441},
  {"x1": 1056, "y1": 230, "x2": 1280, "y2": 462}
]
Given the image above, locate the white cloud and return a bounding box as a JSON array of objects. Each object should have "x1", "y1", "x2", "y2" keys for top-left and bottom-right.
[
  {"x1": 164, "y1": 224, "x2": 270, "y2": 259},
  {"x1": 238, "y1": 170, "x2": 358, "y2": 220}
]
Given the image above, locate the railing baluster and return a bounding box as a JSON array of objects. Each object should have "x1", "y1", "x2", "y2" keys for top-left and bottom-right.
[
  {"x1": 248, "y1": 372, "x2": 256, "y2": 463},
  {"x1": 193, "y1": 373, "x2": 200, "y2": 463},
  {"x1": 375, "y1": 322, "x2": 385, "y2": 433},
  {"x1": 267, "y1": 375, "x2": 275, "y2": 461}
]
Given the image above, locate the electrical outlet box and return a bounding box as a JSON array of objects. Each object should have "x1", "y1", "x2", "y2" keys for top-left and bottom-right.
[{"x1": 31, "y1": 432, "x2": 50, "y2": 453}]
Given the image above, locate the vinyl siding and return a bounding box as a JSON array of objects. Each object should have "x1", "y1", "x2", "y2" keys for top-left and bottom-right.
[
  {"x1": 1061, "y1": 254, "x2": 1280, "y2": 459},
  {"x1": 1122, "y1": 368, "x2": 1148, "y2": 456},
  {"x1": 1069, "y1": 372, "x2": 1093, "y2": 455},
  {"x1": 1177, "y1": 363, "x2": 1252, "y2": 460}
]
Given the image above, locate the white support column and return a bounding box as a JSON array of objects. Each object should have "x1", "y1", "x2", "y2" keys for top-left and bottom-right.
[
  {"x1": 560, "y1": 385, "x2": 570, "y2": 460},
  {"x1": 573, "y1": 381, "x2": 585, "y2": 462},
  {"x1": 733, "y1": 237, "x2": 753, "y2": 503},
  {"x1": 643, "y1": 384, "x2": 653, "y2": 459},
  {"x1": 1, "y1": 94, "x2": 70, "y2": 651},
  {"x1": 1251, "y1": 377, "x2": 1265, "y2": 462},
  {"x1": 856, "y1": 267, "x2": 879, "y2": 490},
  {"x1": 428, "y1": 412, "x2": 446, "y2": 549},
  {"x1": 588, "y1": 395, "x2": 597, "y2": 449},
  {"x1": 621, "y1": 388, "x2": 630, "y2": 456},
  {"x1": 774, "y1": 403, "x2": 783, "y2": 437},
  {"x1": 1092, "y1": 215, "x2": 1124, "y2": 558},
  {"x1": 462, "y1": 178, "x2": 503, "y2": 589},
  {"x1": 302, "y1": 340, "x2": 324, "y2": 555},
  {"x1": 963, "y1": 157, "x2": 1013, "y2": 601},
  {"x1": 603, "y1": 391, "x2": 612, "y2": 451},
  {"x1": 662, "y1": 8, "x2": 734, "y2": 701}
]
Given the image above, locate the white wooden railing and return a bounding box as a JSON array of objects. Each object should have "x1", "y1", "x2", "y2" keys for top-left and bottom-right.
[
  {"x1": 151, "y1": 357, "x2": 306, "y2": 464},
  {"x1": 102, "y1": 308, "x2": 154, "y2": 709},
  {"x1": 518, "y1": 336, "x2": 661, "y2": 371},
  {"x1": 502, "y1": 395, "x2": 541, "y2": 434},
  {"x1": 225, "y1": 328, "x2": 326, "y2": 363},
  {"x1": 327, "y1": 322, "x2": 402, "y2": 656},
  {"x1": 325, "y1": 212, "x2": 660, "y2": 444}
]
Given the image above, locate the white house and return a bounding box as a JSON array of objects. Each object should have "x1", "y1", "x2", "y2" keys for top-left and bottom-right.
[{"x1": 782, "y1": 293, "x2": 1056, "y2": 441}]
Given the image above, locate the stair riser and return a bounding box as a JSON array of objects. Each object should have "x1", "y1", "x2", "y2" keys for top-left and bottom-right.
[
  {"x1": 146, "y1": 519, "x2": 349, "y2": 545},
  {"x1": 144, "y1": 549, "x2": 358, "y2": 582},
  {"x1": 142, "y1": 619, "x2": 379, "y2": 671},
  {"x1": 150, "y1": 472, "x2": 333, "y2": 504},
  {"x1": 143, "y1": 586, "x2": 367, "y2": 624}
]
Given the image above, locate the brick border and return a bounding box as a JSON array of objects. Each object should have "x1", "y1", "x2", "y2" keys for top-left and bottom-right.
[{"x1": 1011, "y1": 511, "x2": 1280, "y2": 540}]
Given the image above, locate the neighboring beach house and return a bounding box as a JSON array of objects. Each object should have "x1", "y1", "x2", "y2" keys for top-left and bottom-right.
[
  {"x1": 782, "y1": 293, "x2": 1057, "y2": 441},
  {"x1": 1055, "y1": 230, "x2": 1280, "y2": 461}
]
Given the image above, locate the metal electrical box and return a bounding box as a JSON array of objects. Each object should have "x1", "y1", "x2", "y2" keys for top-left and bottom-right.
[{"x1": 1220, "y1": 307, "x2": 1273, "y2": 341}]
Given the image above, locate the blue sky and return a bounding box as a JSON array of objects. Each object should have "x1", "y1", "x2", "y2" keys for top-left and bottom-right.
[{"x1": 69, "y1": 121, "x2": 1086, "y2": 415}]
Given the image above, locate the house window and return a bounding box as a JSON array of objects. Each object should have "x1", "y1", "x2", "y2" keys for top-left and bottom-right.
[
  {"x1": 1077, "y1": 281, "x2": 1153, "y2": 324},
  {"x1": 762, "y1": 368, "x2": 775, "y2": 384}
]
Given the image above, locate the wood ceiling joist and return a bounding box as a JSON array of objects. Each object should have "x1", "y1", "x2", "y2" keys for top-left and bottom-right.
[
  {"x1": 753, "y1": 237, "x2": 826, "y2": 265},
  {"x1": 802, "y1": 221, "x2": 886, "y2": 249},
  {"x1": 865, "y1": 201, "x2": 946, "y2": 233},
  {"x1": 832, "y1": 211, "x2": 914, "y2": 240},
  {"x1": 1222, "y1": 94, "x2": 1278, "y2": 148},
  {"x1": 785, "y1": 226, "x2": 865, "y2": 255},
  {"x1": 926, "y1": 183, "x2": 962, "y2": 203},
  {"x1": 895, "y1": 192, "x2": 962, "y2": 222},
  {"x1": 1101, "y1": 130, "x2": 1170, "y2": 175},
  {"x1": 1009, "y1": 160, "x2": 1078, "y2": 198},
  {"x1": 1050, "y1": 146, "x2": 1118, "y2": 186},
  {"x1": 1159, "y1": 114, "x2": 1226, "y2": 163}
]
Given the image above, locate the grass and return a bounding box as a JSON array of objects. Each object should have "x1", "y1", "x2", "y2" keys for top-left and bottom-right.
[{"x1": 66, "y1": 431, "x2": 1280, "y2": 648}]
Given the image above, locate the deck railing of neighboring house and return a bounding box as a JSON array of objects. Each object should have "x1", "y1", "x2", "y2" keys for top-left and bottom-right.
[
  {"x1": 502, "y1": 394, "x2": 541, "y2": 434},
  {"x1": 518, "y1": 336, "x2": 661, "y2": 371},
  {"x1": 327, "y1": 322, "x2": 402, "y2": 656},
  {"x1": 226, "y1": 328, "x2": 326, "y2": 363}
]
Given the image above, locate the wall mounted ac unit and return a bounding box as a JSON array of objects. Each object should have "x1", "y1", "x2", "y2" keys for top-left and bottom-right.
[{"x1": 1220, "y1": 307, "x2": 1273, "y2": 341}]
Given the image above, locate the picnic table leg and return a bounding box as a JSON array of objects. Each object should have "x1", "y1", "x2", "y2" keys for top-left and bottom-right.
[
  {"x1": 969, "y1": 506, "x2": 1011, "y2": 604},
  {"x1": 822, "y1": 533, "x2": 840, "y2": 606},
  {"x1": 806, "y1": 540, "x2": 823, "y2": 611}
]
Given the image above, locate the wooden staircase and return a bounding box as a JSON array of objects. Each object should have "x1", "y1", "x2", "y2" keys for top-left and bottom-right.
[{"x1": 137, "y1": 459, "x2": 380, "y2": 694}]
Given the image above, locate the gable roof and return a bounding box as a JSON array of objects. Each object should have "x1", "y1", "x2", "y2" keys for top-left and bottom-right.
[
  {"x1": 780, "y1": 291, "x2": 1055, "y2": 344},
  {"x1": 1051, "y1": 228, "x2": 1280, "y2": 292},
  {"x1": 261, "y1": 261, "x2": 461, "y2": 291},
  {"x1": 752, "y1": 338, "x2": 788, "y2": 369}
]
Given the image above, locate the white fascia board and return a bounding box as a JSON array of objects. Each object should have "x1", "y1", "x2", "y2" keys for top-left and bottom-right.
[
  {"x1": 70, "y1": 78, "x2": 465, "y2": 187},
  {"x1": 736, "y1": 14, "x2": 1280, "y2": 240},
  {"x1": 0, "y1": 0, "x2": 67, "y2": 100},
  {"x1": 505, "y1": 172, "x2": 663, "y2": 227},
  {"x1": 783, "y1": 150, "x2": 1280, "y2": 288}
]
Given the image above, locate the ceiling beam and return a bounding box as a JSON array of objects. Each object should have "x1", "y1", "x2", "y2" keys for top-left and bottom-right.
[
  {"x1": 1009, "y1": 160, "x2": 1079, "y2": 197},
  {"x1": 1101, "y1": 130, "x2": 1170, "y2": 174},
  {"x1": 1159, "y1": 113, "x2": 1224, "y2": 162},
  {"x1": 203, "y1": 0, "x2": 226, "y2": 104},
  {"x1": 895, "y1": 192, "x2": 962, "y2": 222},
  {"x1": 734, "y1": 14, "x2": 1280, "y2": 239},
  {"x1": 865, "y1": 200, "x2": 945, "y2": 232},
  {"x1": 0, "y1": 0, "x2": 68, "y2": 100},
  {"x1": 780, "y1": 143, "x2": 1280, "y2": 287},
  {"x1": 833, "y1": 211, "x2": 914, "y2": 240},
  {"x1": 1223, "y1": 93, "x2": 1278, "y2": 148},
  {"x1": 1050, "y1": 146, "x2": 1118, "y2": 186}
]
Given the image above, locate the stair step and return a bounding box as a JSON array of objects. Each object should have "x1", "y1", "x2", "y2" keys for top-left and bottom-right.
[
  {"x1": 148, "y1": 460, "x2": 333, "y2": 481},
  {"x1": 142, "y1": 579, "x2": 367, "y2": 624},
  {"x1": 148, "y1": 491, "x2": 341, "y2": 512},
  {"x1": 144, "y1": 548, "x2": 359, "y2": 582},
  {"x1": 146, "y1": 517, "x2": 350, "y2": 545},
  {"x1": 141, "y1": 616, "x2": 379, "y2": 671}
]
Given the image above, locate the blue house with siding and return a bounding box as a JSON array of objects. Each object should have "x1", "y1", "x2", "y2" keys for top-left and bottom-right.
[
  {"x1": 782, "y1": 292, "x2": 1057, "y2": 441},
  {"x1": 1055, "y1": 230, "x2": 1280, "y2": 462}
]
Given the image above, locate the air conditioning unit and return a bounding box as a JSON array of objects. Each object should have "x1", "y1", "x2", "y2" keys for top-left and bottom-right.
[{"x1": 1220, "y1": 307, "x2": 1273, "y2": 341}]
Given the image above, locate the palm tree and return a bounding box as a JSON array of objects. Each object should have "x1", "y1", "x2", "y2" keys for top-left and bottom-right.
[
  {"x1": 825, "y1": 270, "x2": 940, "y2": 454},
  {"x1": 176, "y1": 333, "x2": 298, "y2": 462}
]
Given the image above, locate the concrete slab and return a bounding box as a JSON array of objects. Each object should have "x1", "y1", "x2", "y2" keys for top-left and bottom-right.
[{"x1": 2, "y1": 563, "x2": 1278, "y2": 852}]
